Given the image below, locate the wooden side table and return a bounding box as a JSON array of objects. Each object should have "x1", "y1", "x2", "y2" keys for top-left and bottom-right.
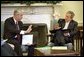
[
  {"x1": 50, "y1": 50, "x2": 79, "y2": 56},
  {"x1": 34, "y1": 47, "x2": 80, "y2": 56}
]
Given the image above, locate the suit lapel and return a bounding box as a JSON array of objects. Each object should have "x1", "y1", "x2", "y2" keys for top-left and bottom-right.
[
  {"x1": 62, "y1": 20, "x2": 65, "y2": 29},
  {"x1": 11, "y1": 18, "x2": 16, "y2": 25},
  {"x1": 68, "y1": 20, "x2": 73, "y2": 29},
  {"x1": 11, "y1": 17, "x2": 19, "y2": 29}
]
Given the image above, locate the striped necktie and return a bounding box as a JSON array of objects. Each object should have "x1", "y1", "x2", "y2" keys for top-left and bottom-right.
[
  {"x1": 16, "y1": 22, "x2": 20, "y2": 41},
  {"x1": 16, "y1": 22, "x2": 20, "y2": 30}
]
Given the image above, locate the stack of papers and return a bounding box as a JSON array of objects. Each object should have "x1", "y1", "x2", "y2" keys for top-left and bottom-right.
[
  {"x1": 22, "y1": 34, "x2": 33, "y2": 45},
  {"x1": 51, "y1": 46, "x2": 67, "y2": 50}
]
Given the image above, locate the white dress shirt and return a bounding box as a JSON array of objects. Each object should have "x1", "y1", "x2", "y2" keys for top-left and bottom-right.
[
  {"x1": 63, "y1": 21, "x2": 70, "y2": 29},
  {"x1": 63, "y1": 21, "x2": 70, "y2": 36}
]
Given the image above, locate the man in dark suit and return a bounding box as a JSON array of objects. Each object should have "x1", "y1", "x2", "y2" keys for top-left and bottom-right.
[
  {"x1": 1, "y1": 38, "x2": 17, "y2": 56},
  {"x1": 3, "y1": 9, "x2": 33, "y2": 56},
  {"x1": 51, "y1": 11, "x2": 78, "y2": 50}
]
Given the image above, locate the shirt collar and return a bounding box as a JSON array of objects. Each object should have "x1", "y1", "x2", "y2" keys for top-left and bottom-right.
[{"x1": 13, "y1": 17, "x2": 17, "y2": 24}]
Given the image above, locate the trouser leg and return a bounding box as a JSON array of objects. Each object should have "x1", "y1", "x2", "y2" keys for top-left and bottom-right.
[{"x1": 28, "y1": 45, "x2": 34, "y2": 56}]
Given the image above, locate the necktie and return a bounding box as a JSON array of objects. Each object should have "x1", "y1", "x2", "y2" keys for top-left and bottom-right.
[
  {"x1": 16, "y1": 22, "x2": 20, "y2": 30},
  {"x1": 16, "y1": 22, "x2": 20, "y2": 41}
]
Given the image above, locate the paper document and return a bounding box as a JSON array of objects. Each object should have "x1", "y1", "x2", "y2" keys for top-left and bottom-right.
[
  {"x1": 52, "y1": 46, "x2": 67, "y2": 50},
  {"x1": 22, "y1": 34, "x2": 33, "y2": 45}
]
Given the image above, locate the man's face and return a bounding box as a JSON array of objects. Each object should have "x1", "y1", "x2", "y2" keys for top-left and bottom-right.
[
  {"x1": 65, "y1": 13, "x2": 72, "y2": 22},
  {"x1": 15, "y1": 13, "x2": 23, "y2": 21}
]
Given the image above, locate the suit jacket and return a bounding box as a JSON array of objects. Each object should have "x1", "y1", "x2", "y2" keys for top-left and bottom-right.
[
  {"x1": 51, "y1": 19, "x2": 78, "y2": 45},
  {"x1": 58, "y1": 19, "x2": 78, "y2": 37},
  {"x1": 3, "y1": 17, "x2": 23, "y2": 43},
  {"x1": 1, "y1": 42, "x2": 17, "y2": 56}
]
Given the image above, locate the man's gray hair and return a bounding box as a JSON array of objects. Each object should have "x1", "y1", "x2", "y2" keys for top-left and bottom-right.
[
  {"x1": 13, "y1": 9, "x2": 24, "y2": 15},
  {"x1": 66, "y1": 11, "x2": 75, "y2": 18}
]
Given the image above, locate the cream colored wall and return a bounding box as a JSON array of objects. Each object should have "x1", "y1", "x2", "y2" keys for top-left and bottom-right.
[{"x1": 54, "y1": 1, "x2": 83, "y2": 26}]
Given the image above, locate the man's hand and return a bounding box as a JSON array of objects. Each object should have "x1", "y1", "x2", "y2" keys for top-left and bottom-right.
[
  {"x1": 25, "y1": 25, "x2": 32, "y2": 34},
  {"x1": 64, "y1": 33, "x2": 70, "y2": 36},
  {"x1": 53, "y1": 24, "x2": 61, "y2": 30},
  {"x1": 54, "y1": 25, "x2": 61, "y2": 30},
  {"x1": 8, "y1": 43, "x2": 15, "y2": 50}
]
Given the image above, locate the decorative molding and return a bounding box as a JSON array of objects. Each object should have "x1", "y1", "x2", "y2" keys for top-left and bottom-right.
[
  {"x1": 1, "y1": 1, "x2": 61, "y2": 5},
  {"x1": 1, "y1": 3, "x2": 63, "y2": 7}
]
